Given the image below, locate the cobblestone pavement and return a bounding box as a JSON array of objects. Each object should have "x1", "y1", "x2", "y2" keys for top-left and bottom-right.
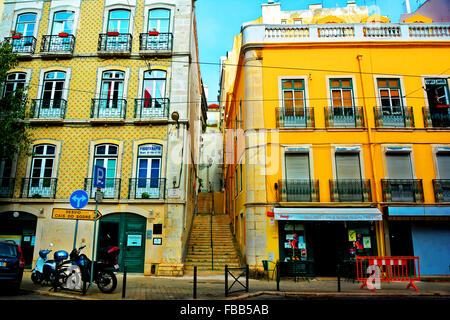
[{"x1": 19, "y1": 271, "x2": 450, "y2": 300}]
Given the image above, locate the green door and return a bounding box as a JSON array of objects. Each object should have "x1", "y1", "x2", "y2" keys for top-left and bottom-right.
[{"x1": 98, "y1": 213, "x2": 146, "y2": 273}]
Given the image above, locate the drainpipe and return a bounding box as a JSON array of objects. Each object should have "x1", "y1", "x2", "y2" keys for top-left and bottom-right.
[{"x1": 356, "y1": 54, "x2": 385, "y2": 256}]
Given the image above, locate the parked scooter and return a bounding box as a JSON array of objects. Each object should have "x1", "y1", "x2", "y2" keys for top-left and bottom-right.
[
  {"x1": 31, "y1": 243, "x2": 55, "y2": 285},
  {"x1": 69, "y1": 244, "x2": 120, "y2": 294}
]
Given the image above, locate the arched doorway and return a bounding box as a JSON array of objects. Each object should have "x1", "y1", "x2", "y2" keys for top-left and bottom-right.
[
  {"x1": 0, "y1": 211, "x2": 37, "y2": 268},
  {"x1": 98, "y1": 213, "x2": 146, "y2": 273}
]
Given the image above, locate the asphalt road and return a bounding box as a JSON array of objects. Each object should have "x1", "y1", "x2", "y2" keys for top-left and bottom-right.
[{"x1": 0, "y1": 288, "x2": 75, "y2": 300}]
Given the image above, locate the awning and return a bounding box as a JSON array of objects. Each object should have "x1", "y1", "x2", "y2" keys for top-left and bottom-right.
[
  {"x1": 388, "y1": 206, "x2": 450, "y2": 217},
  {"x1": 274, "y1": 207, "x2": 382, "y2": 221}
]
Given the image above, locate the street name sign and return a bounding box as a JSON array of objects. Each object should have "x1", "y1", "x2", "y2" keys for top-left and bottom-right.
[{"x1": 52, "y1": 208, "x2": 102, "y2": 221}]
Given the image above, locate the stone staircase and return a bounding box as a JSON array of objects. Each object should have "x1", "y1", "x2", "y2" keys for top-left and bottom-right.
[{"x1": 184, "y1": 214, "x2": 242, "y2": 274}]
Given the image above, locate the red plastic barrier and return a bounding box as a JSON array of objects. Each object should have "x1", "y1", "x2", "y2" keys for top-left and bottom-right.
[{"x1": 356, "y1": 256, "x2": 420, "y2": 292}]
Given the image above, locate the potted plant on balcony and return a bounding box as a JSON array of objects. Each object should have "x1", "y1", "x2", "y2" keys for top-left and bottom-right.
[
  {"x1": 10, "y1": 30, "x2": 22, "y2": 39},
  {"x1": 141, "y1": 192, "x2": 150, "y2": 199}
]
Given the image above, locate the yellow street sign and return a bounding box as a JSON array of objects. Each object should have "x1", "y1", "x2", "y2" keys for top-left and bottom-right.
[{"x1": 52, "y1": 208, "x2": 102, "y2": 221}]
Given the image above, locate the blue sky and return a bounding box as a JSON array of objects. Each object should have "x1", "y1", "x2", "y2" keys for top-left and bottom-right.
[{"x1": 195, "y1": 0, "x2": 411, "y2": 104}]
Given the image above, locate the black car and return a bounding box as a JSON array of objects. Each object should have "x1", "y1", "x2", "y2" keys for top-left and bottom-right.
[{"x1": 0, "y1": 240, "x2": 25, "y2": 292}]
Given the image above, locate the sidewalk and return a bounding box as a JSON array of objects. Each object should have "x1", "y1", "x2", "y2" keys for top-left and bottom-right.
[{"x1": 20, "y1": 270, "x2": 450, "y2": 300}]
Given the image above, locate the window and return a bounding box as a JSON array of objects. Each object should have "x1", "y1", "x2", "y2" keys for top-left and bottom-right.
[
  {"x1": 335, "y1": 153, "x2": 361, "y2": 180},
  {"x1": 282, "y1": 79, "x2": 305, "y2": 110},
  {"x1": 285, "y1": 152, "x2": 311, "y2": 202},
  {"x1": 385, "y1": 152, "x2": 415, "y2": 202},
  {"x1": 148, "y1": 9, "x2": 170, "y2": 33},
  {"x1": 93, "y1": 144, "x2": 118, "y2": 198},
  {"x1": 330, "y1": 79, "x2": 355, "y2": 126},
  {"x1": 51, "y1": 11, "x2": 74, "y2": 35},
  {"x1": 334, "y1": 152, "x2": 363, "y2": 202},
  {"x1": 29, "y1": 144, "x2": 56, "y2": 198},
  {"x1": 140, "y1": 70, "x2": 166, "y2": 116},
  {"x1": 11, "y1": 13, "x2": 37, "y2": 51},
  {"x1": 378, "y1": 78, "x2": 403, "y2": 113},
  {"x1": 135, "y1": 144, "x2": 162, "y2": 198},
  {"x1": 108, "y1": 10, "x2": 130, "y2": 33},
  {"x1": 99, "y1": 70, "x2": 125, "y2": 117},
  {"x1": 3, "y1": 73, "x2": 26, "y2": 97},
  {"x1": 0, "y1": 158, "x2": 13, "y2": 197},
  {"x1": 235, "y1": 167, "x2": 238, "y2": 197},
  {"x1": 240, "y1": 163, "x2": 243, "y2": 192},
  {"x1": 15, "y1": 13, "x2": 37, "y2": 37},
  {"x1": 330, "y1": 79, "x2": 354, "y2": 108},
  {"x1": 436, "y1": 153, "x2": 450, "y2": 179},
  {"x1": 425, "y1": 79, "x2": 450, "y2": 128},
  {"x1": 40, "y1": 71, "x2": 66, "y2": 117}
]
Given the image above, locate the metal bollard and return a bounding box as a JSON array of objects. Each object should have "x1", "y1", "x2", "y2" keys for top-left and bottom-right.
[
  {"x1": 276, "y1": 262, "x2": 280, "y2": 291},
  {"x1": 122, "y1": 265, "x2": 127, "y2": 299},
  {"x1": 193, "y1": 266, "x2": 197, "y2": 299},
  {"x1": 225, "y1": 265, "x2": 228, "y2": 297},
  {"x1": 246, "y1": 265, "x2": 249, "y2": 293},
  {"x1": 337, "y1": 264, "x2": 341, "y2": 292}
]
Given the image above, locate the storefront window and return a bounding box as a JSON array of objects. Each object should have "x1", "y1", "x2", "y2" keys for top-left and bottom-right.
[
  {"x1": 280, "y1": 222, "x2": 307, "y2": 262},
  {"x1": 346, "y1": 223, "x2": 377, "y2": 259}
]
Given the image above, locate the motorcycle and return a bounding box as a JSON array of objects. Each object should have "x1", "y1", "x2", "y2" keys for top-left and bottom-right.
[
  {"x1": 69, "y1": 244, "x2": 120, "y2": 294},
  {"x1": 31, "y1": 244, "x2": 54, "y2": 284}
]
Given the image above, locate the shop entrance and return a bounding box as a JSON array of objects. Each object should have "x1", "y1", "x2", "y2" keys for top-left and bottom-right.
[
  {"x1": 0, "y1": 211, "x2": 37, "y2": 268},
  {"x1": 98, "y1": 213, "x2": 146, "y2": 273},
  {"x1": 311, "y1": 222, "x2": 346, "y2": 276}
]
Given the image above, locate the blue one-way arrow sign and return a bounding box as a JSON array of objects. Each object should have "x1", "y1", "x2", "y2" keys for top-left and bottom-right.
[{"x1": 70, "y1": 190, "x2": 89, "y2": 209}]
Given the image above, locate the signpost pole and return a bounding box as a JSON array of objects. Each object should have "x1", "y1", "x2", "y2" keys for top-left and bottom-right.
[
  {"x1": 73, "y1": 220, "x2": 78, "y2": 249},
  {"x1": 89, "y1": 187, "x2": 100, "y2": 294}
]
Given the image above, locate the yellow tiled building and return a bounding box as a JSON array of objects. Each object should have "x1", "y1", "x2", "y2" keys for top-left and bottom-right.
[
  {"x1": 221, "y1": 2, "x2": 450, "y2": 276},
  {"x1": 0, "y1": 0, "x2": 206, "y2": 276}
]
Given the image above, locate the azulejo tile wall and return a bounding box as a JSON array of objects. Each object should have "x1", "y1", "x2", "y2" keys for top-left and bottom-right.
[{"x1": 15, "y1": 125, "x2": 167, "y2": 199}]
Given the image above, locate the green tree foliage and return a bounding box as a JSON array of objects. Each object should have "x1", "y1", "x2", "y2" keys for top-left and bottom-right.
[{"x1": 0, "y1": 41, "x2": 32, "y2": 161}]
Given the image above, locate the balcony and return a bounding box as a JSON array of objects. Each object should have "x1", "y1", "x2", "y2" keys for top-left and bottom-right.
[
  {"x1": 0, "y1": 178, "x2": 15, "y2": 198},
  {"x1": 139, "y1": 32, "x2": 173, "y2": 55},
  {"x1": 276, "y1": 107, "x2": 315, "y2": 128},
  {"x1": 134, "y1": 98, "x2": 170, "y2": 122},
  {"x1": 40, "y1": 34, "x2": 75, "y2": 57},
  {"x1": 330, "y1": 179, "x2": 372, "y2": 202},
  {"x1": 84, "y1": 178, "x2": 121, "y2": 200},
  {"x1": 244, "y1": 23, "x2": 450, "y2": 45},
  {"x1": 21, "y1": 178, "x2": 57, "y2": 199},
  {"x1": 324, "y1": 106, "x2": 364, "y2": 128},
  {"x1": 90, "y1": 99, "x2": 126, "y2": 123},
  {"x1": 4, "y1": 36, "x2": 37, "y2": 57},
  {"x1": 30, "y1": 99, "x2": 67, "y2": 121},
  {"x1": 374, "y1": 106, "x2": 414, "y2": 128},
  {"x1": 381, "y1": 179, "x2": 424, "y2": 203},
  {"x1": 277, "y1": 179, "x2": 320, "y2": 202},
  {"x1": 128, "y1": 178, "x2": 166, "y2": 200},
  {"x1": 433, "y1": 179, "x2": 450, "y2": 202},
  {"x1": 423, "y1": 107, "x2": 450, "y2": 128},
  {"x1": 97, "y1": 33, "x2": 132, "y2": 56}
]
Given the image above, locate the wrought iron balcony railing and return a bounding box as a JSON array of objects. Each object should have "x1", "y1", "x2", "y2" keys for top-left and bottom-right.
[
  {"x1": 330, "y1": 179, "x2": 372, "y2": 202},
  {"x1": 374, "y1": 106, "x2": 414, "y2": 128},
  {"x1": 139, "y1": 32, "x2": 173, "y2": 52},
  {"x1": 422, "y1": 107, "x2": 450, "y2": 128},
  {"x1": 98, "y1": 33, "x2": 132, "y2": 53},
  {"x1": 84, "y1": 178, "x2": 121, "y2": 200},
  {"x1": 381, "y1": 179, "x2": 423, "y2": 203},
  {"x1": 4, "y1": 36, "x2": 37, "y2": 54},
  {"x1": 134, "y1": 98, "x2": 170, "y2": 119},
  {"x1": 91, "y1": 98, "x2": 127, "y2": 119},
  {"x1": 276, "y1": 107, "x2": 315, "y2": 128},
  {"x1": 277, "y1": 179, "x2": 320, "y2": 202},
  {"x1": 433, "y1": 179, "x2": 450, "y2": 202},
  {"x1": 21, "y1": 177, "x2": 57, "y2": 198},
  {"x1": 324, "y1": 106, "x2": 364, "y2": 128},
  {"x1": 129, "y1": 178, "x2": 166, "y2": 199},
  {"x1": 0, "y1": 178, "x2": 15, "y2": 198},
  {"x1": 30, "y1": 99, "x2": 67, "y2": 119},
  {"x1": 40, "y1": 34, "x2": 75, "y2": 54}
]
